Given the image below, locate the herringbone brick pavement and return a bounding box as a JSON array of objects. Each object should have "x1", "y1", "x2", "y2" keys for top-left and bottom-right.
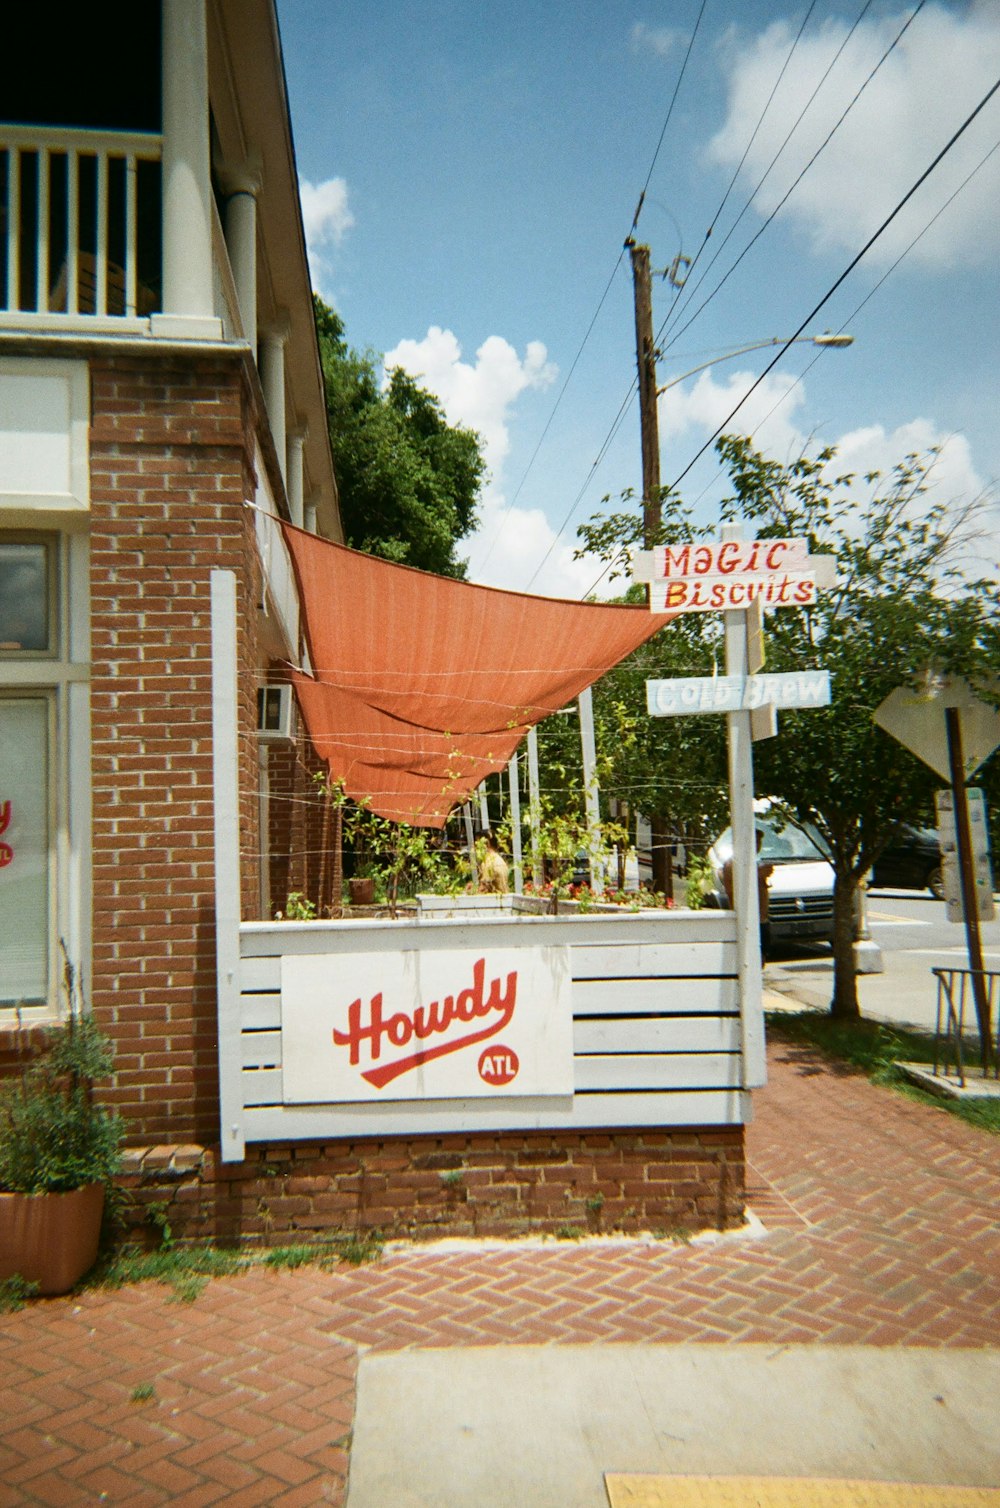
[{"x1": 1, "y1": 1039, "x2": 997, "y2": 1505}]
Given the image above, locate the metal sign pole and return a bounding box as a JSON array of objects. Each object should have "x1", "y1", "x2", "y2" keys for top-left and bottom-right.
[
  {"x1": 723, "y1": 572, "x2": 766, "y2": 1089},
  {"x1": 945, "y1": 707, "x2": 993, "y2": 1069}
]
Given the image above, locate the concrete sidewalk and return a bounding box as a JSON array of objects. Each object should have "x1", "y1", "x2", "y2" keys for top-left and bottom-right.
[
  {"x1": 2, "y1": 1036, "x2": 998, "y2": 1506},
  {"x1": 348, "y1": 1345, "x2": 1000, "y2": 1507}
]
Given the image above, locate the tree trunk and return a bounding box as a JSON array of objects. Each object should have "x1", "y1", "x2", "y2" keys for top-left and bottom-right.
[
  {"x1": 651, "y1": 812, "x2": 672, "y2": 901},
  {"x1": 830, "y1": 870, "x2": 860, "y2": 1019}
]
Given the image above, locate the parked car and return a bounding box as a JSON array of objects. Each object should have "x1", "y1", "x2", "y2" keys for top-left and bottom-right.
[
  {"x1": 707, "y1": 811, "x2": 835, "y2": 947},
  {"x1": 870, "y1": 826, "x2": 944, "y2": 898}
]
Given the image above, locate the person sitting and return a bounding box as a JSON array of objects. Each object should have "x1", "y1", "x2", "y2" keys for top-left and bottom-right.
[
  {"x1": 478, "y1": 831, "x2": 510, "y2": 894},
  {"x1": 721, "y1": 828, "x2": 774, "y2": 954}
]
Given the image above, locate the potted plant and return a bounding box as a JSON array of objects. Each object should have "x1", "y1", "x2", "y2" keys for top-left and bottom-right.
[{"x1": 0, "y1": 965, "x2": 124, "y2": 1296}]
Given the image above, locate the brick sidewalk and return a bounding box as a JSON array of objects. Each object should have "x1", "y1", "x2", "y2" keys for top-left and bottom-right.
[{"x1": 2, "y1": 1040, "x2": 998, "y2": 1505}]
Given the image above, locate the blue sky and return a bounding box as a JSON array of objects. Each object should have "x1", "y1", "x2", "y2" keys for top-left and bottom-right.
[{"x1": 277, "y1": 1, "x2": 1000, "y2": 598}]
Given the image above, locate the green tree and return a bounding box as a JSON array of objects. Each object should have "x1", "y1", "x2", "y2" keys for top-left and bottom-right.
[
  {"x1": 716, "y1": 435, "x2": 998, "y2": 1020},
  {"x1": 314, "y1": 297, "x2": 485, "y2": 578},
  {"x1": 575, "y1": 488, "x2": 730, "y2": 883}
]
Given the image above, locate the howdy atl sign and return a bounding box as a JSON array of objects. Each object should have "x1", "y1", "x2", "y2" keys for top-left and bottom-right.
[{"x1": 281, "y1": 946, "x2": 573, "y2": 1104}]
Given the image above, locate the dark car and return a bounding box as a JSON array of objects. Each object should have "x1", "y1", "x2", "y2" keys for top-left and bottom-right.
[{"x1": 871, "y1": 826, "x2": 944, "y2": 898}]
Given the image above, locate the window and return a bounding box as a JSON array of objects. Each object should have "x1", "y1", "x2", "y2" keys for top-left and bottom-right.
[
  {"x1": 0, "y1": 539, "x2": 54, "y2": 653},
  {"x1": 0, "y1": 530, "x2": 88, "y2": 1017},
  {"x1": 0, "y1": 697, "x2": 52, "y2": 1005}
]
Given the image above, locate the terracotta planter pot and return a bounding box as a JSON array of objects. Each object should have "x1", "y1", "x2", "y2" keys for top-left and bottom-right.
[
  {"x1": 348, "y1": 877, "x2": 375, "y2": 906},
  {"x1": 0, "y1": 1182, "x2": 105, "y2": 1296}
]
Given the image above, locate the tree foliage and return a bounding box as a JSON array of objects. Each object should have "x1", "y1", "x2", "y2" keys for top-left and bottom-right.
[
  {"x1": 574, "y1": 441, "x2": 998, "y2": 1021},
  {"x1": 314, "y1": 296, "x2": 485, "y2": 578},
  {"x1": 715, "y1": 435, "x2": 998, "y2": 1018},
  {"x1": 575, "y1": 487, "x2": 730, "y2": 861}
]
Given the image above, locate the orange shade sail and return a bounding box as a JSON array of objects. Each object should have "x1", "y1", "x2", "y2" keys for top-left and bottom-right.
[{"x1": 282, "y1": 524, "x2": 674, "y2": 827}]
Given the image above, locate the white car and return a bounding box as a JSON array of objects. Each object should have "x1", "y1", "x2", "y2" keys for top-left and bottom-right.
[{"x1": 707, "y1": 813, "x2": 835, "y2": 947}]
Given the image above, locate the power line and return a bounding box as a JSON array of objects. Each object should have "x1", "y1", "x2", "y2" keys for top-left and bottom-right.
[
  {"x1": 669, "y1": 0, "x2": 831, "y2": 317},
  {"x1": 660, "y1": 0, "x2": 919, "y2": 356},
  {"x1": 630, "y1": 0, "x2": 710, "y2": 236},
  {"x1": 666, "y1": 72, "x2": 1000, "y2": 493},
  {"x1": 488, "y1": 2, "x2": 710, "y2": 582},
  {"x1": 526, "y1": 0, "x2": 890, "y2": 593}
]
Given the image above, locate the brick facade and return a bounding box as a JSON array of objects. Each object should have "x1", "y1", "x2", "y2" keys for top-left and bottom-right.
[
  {"x1": 117, "y1": 1127, "x2": 746, "y2": 1245},
  {"x1": 88, "y1": 353, "x2": 264, "y2": 1147},
  {"x1": 3, "y1": 348, "x2": 750, "y2": 1251}
]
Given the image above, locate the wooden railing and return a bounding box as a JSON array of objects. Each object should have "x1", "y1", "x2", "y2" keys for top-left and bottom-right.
[{"x1": 0, "y1": 125, "x2": 162, "y2": 319}]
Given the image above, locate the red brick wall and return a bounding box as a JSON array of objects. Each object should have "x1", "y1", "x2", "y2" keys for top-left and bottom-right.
[
  {"x1": 88, "y1": 353, "x2": 263, "y2": 1146},
  {"x1": 118, "y1": 1127, "x2": 746, "y2": 1245}
]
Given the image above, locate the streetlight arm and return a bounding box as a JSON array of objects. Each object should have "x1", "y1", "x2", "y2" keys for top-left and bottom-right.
[{"x1": 656, "y1": 333, "x2": 852, "y2": 397}]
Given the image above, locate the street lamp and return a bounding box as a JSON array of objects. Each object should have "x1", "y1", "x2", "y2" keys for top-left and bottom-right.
[{"x1": 656, "y1": 333, "x2": 853, "y2": 397}]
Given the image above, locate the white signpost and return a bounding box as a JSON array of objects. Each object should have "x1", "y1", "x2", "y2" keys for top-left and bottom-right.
[{"x1": 634, "y1": 528, "x2": 836, "y2": 1089}]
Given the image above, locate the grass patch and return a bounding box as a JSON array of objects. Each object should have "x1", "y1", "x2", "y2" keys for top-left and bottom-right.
[
  {"x1": 75, "y1": 1227, "x2": 384, "y2": 1300},
  {"x1": 766, "y1": 1009, "x2": 1000, "y2": 1135},
  {"x1": 0, "y1": 1274, "x2": 40, "y2": 1313}
]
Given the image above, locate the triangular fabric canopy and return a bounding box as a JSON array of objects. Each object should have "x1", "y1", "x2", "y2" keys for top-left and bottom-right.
[{"x1": 282, "y1": 524, "x2": 675, "y2": 827}]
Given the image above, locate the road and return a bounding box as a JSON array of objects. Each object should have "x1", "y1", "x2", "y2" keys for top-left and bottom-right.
[{"x1": 765, "y1": 887, "x2": 1000, "y2": 1034}]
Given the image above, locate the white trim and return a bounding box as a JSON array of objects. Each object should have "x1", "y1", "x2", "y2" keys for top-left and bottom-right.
[
  {"x1": 211, "y1": 570, "x2": 247, "y2": 1161},
  {"x1": 0, "y1": 530, "x2": 91, "y2": 1016},
  {"x1": 0, "y1": 358, "x2": 90, "y2": 511}
]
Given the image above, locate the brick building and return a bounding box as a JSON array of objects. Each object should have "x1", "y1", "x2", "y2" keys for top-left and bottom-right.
[
  {"x1": 0, "y1": 1, "x2": 334, "y2": 1137},
  {"x1": 0, "y1": 2, "x2": 746, "y2": 1244}
]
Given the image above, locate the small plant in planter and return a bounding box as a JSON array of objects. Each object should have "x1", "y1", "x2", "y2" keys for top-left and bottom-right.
[{"x1": 0, "y1": 960, "x2": 124, "y2": 1296}]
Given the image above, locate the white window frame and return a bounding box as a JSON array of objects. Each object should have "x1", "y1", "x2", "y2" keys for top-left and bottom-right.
[{"x1": 0, "y1": 526, "x2": 90, "y2": 1021}]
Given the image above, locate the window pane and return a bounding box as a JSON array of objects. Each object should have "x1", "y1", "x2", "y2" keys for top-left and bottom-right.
[
  {"x1": 0, "y1": 699, "x2": 50, "y2": 1004},
  {"x1": 0, "y1": 542, "x2": 51, "y2": 652}
]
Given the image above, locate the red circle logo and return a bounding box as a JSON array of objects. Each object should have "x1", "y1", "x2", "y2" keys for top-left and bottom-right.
[{"x1": 478, "y1": 1044, "x2": 519, "y2": 1086}]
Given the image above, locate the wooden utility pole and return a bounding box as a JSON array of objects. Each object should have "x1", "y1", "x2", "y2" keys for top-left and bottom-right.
[
  {"x1": 626, "y1": 239, "x2": 662, "y2": 547},
  {"x1": 626, "y1": 239, "x2": 671, "y2": 898}
]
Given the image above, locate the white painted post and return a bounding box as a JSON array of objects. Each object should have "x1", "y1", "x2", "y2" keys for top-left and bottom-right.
[
  {"x1": 527, "y1": 724, "x2": 541, "y2": 884},
  {"x1": 211, "y1": 570, "x2": 247, "y2": 1162},
  {"x1": 260, "y1": 325, "x2": 288, "y2": 484},
  {"x1": 508, "y1": 754, "x2": 523, "y2": 893},
  {"x1": 287, "y1": 430, "x2": 306, "y2": 529},
  {"x1": 155, "y1": 0, "x2": 223, "y2": 339},
  {"x1": 478, "y1": 783, "x2": 490, "y2": 832},
  {"x1": 578, "y1": 686, "x2": 605, "y2": 893},
  {"x1": 224, "y1": 175, "x2": 259, "y2": 350},
  {"x1": 721, "y1": 524, "x2": 766, "y2": 1087}
]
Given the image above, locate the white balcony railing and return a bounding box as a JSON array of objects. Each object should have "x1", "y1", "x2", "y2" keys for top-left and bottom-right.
[{"x1": 1, "y1": 125, "x2": 162, "y2": 321}]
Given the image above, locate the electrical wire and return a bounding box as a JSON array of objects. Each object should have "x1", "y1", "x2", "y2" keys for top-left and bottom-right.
[
  {"x1": 482, "y1": 1, "x2": 711, "y2": 580},
  {"x1": 659, "y1": 0, "x2": 920, "y2": 355},
  {"x1": 665, "y1": 71, "x2": 1000, "y2": 494},
  {"x1": 666, "y1": 0, "x2": 833, "y2": 325},
  {"x1": 527, "y1": 0, "x2": 895, "y2": 594}
]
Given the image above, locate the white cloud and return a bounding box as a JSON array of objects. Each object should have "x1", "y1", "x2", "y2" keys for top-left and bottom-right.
[
  {"x1": 660, "y1": 367, "x2": 808, "y2": 461},
  {"x1": 631, "y1": 22, "x2": 678, "y2": 59},
  {"x1": 380, "y1": 326, "x2": 598, "y2": 596},
  {"x1": 464, "y1": 489, "x2": 605, "y2": 600},
  {"x1": 708, "y1": 5, "x2": 1000, "y2": 268},
  {"x1": 383, "y1": 327, "x2": 556, "y2": 475},
  {"x1": 299, "y1": 176, "x2": 354, "y2": 291}
]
